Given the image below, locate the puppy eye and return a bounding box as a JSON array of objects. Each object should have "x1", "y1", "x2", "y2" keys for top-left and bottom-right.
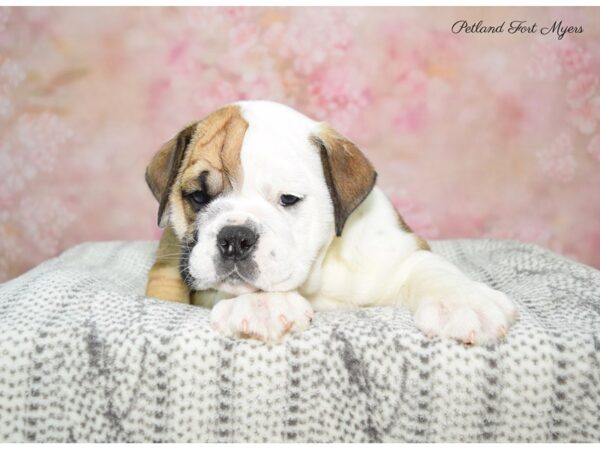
[
  {"x1": 280, "y1": 194, "x2": 302, "y2": 207},
  {"x1": 185, "y1": 190, "x2": 210, "y2": 210}
]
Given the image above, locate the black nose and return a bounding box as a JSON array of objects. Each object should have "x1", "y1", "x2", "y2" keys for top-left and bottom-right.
[{"x1": 217, "y1": 225, "x2": 258, "y2": 261}]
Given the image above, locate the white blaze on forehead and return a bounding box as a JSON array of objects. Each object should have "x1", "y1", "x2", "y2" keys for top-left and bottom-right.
[
  {"x1": 236, "y1": 100, "x2": 318, "y2": 135},
  {"x1": 235, "y1": 101, "x2": 323, "y2": 194}
]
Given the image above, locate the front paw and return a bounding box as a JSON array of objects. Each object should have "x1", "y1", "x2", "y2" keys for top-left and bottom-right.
[
  {"x1": 413, "y1": 282, "x2": 517, "y2": 346},
  {"x1": 210, "y1": 292, "x2": 314, "y2": 344}
]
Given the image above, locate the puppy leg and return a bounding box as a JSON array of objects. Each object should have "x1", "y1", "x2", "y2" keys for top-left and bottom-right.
[
  {"x1": 398, "y1": 250, "x2": 518, "y2": 345},
  {"x1": 145, "y1": 227, "x2": 191, "y2": 304},
  {"x1": 210, "y1": 291, "x2": 314, "y2": 344}
]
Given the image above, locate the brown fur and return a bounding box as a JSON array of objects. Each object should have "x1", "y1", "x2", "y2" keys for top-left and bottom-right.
[
  {"x1": 415, "y1": 234, "x2": 431, "y2": 251},
  {"x1": 145, "y1": 105, "x2": 248, "y2": 303},
  {"x1": 396, "y1": 209, "x2": 430, "y2": 251},
  {"x1": 145, "y1": 138, "x2": 177, "y2": 203},
  {"x1": 145, "y1": 226, "x2": 190, "y2": 303},
  {"x1": 313, "y1": 124, "x2": 377, "y2": 236},
  {"x1": 146, "y1": 122, "x2": 198, "y2": 226}
]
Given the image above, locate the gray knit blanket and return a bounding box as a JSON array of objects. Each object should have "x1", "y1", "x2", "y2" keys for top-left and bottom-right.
[{"x1": 0, "y1": 239, "x2": 599, "y2": 443}]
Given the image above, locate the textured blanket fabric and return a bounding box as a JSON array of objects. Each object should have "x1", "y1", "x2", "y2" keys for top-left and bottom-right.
[{"x1": 0, "y1": 240, "x2": 599, "y2": 443}]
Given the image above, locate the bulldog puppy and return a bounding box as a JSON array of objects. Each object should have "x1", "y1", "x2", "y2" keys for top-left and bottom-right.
[{"x1": 145, "y1": 101, "x2": 517, "y2": 345}]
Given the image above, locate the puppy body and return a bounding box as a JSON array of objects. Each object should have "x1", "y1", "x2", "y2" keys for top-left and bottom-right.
[{"x1": 146, "y1": 101, "x2": 517, "y2": 345}]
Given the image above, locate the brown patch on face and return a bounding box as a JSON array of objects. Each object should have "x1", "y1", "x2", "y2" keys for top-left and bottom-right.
[
  {"x1": 187, "y1": 105, "x2": 247, "y2": 185},
  {"x1": 175, "y1": 162, "x2": 228, "y2": 227},
  {"x1": 145, "y1": 105, "x2": 248, "y2": 236},
  {"x1": 312, "y1": 124, "x2": 377, "y2": 236}
]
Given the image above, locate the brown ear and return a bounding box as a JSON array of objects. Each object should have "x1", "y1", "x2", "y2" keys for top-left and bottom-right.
[
  {"x1": 145, "y1": 123, "x2": 197, "y2": 227},
  {"x1": 312, "y1": 125, "x2": 377, "y2": 236}
]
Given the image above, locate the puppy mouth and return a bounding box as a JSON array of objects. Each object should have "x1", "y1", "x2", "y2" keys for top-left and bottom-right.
[
  {"x1": 217, "y1": 267, "x2": 294, "y2": 294},
  {"x1": 224, "y1": 266, "x2": 254, "y2": 284},
  {"x1": 216, "y1": 266, "x2": 261, "y2": 294}
]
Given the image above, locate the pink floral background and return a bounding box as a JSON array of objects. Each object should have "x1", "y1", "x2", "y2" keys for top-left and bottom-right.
[{"x1": 1, "y1": 6, "x2": 600, "y2": 282}]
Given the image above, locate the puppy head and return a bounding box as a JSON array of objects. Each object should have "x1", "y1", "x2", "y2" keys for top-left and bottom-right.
[{"x1": 146, "y1": 101, "x2": 376, "y2": 295}]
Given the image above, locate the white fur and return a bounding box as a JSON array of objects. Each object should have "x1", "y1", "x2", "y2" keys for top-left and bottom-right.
[
  {"x1": 210, "y1": 291, "x2": 313, "y2": 344},
  {"x1": 182, "y1": 100, "x2": 517, "y2": 345}
]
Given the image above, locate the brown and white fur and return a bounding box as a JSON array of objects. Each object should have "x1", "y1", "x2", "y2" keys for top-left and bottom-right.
[{"x1": 145, "y1": 101, "x2": 517, "y2": 345}]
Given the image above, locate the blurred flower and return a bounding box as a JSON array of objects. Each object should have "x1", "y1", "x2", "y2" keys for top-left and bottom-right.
[
  {"x1": 0, "y1": 58, "x2": 25, "y2": 86},
  {"x1": 536, "y1": 132, "x2": 577, "y2": 182},
  {"x1": 307, "y1": 65, "x2": 370, "y2": 136},
  {"x1": 570, "y1": 104, "x2": 597, "y2": 135},
  {"x1": 0, "y1": 113, "x2": 73, "y2": 199},
  {"x1": 0, "y1": 58, "x2": 25, "y2": 117},
  {"x1": 558, "y1": 42, "x2": 591, "y2": 74},
  {"x1": 588, "y1": 134, "x2": 600, "y2": 162},
  {"x1": 393, "y1": 103, "x2": 427, "y2": 134},
  {"x1": 526, "y1": 40, "x2": 562, "y2": 80},
  {"x1": 590, "y1": 95, "x2": 600, "y2": 118},
  {"x1": 566, "y1": 73, "x2": 598, "y2": 109},
  {"x1": 262, "y1": 9, "x2": 354, "y2": 76},
  {"x1": 0, "y1": 195, "x2": 75, "y2": 280},
  {"x1": 0, "y1": 7, "x2": 10, "y2": 33}
]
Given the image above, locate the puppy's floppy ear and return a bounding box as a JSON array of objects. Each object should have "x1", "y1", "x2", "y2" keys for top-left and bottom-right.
[
  {"x1": 312, "y1": 124, "x2": 377, "y2": 236},
  {"x1": 145, "y1": 122, "x2": 197, "y2": 227}
]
